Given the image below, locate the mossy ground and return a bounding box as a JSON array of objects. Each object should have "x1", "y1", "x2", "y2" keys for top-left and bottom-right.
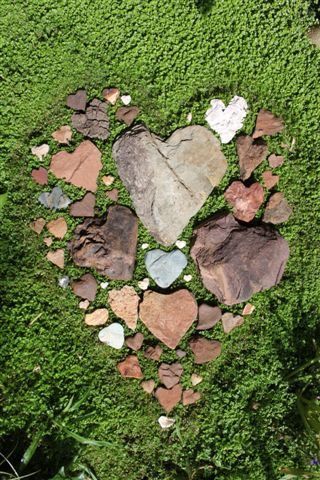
[{"x1": 1, "y1": 1, "x2": 320, "y2": 479}]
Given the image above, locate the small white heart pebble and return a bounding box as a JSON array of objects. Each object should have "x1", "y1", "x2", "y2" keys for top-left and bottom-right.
[
  {"x1": 100, "y1": 282, "x2": 109, "y2": 289},
  {"x1": 121, "y1": 95, "x2": 131, "y2": 105},
  {"x1": 98, "y1": 323, "x2": 124, "y2": 349},
  {"x1": 141, "y1": 243, "x2": 149, "y2": 250},
  {"x1": 31, "y1": 144, "x2": 50, "y2": 161},
  {"x1": 175, "y1": 240, "x2": 186, "y2": 249},
  {"x1": 158, "y1": 416, "x2": 175, "y2": 429},
  {"x1": 186, "y1": 112, "x2": 192, "y2": 123},
  {"x1": 138, "y1": 278, "x2": 150, "y2": 290},
  {"x1": 184, "y1": 274, "x2": 192, "y2": 282}
]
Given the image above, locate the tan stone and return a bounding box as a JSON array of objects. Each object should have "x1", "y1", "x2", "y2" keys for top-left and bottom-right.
[
  {"x1": 47, "y1": 217, "x2": 68, "y2": 239},
  {"x1": 182, "y1": 389, "x2": 201, "y2": 406},
  {"x1": 108, "y1": 286, "x2": 140, "y2": 330},
  {"x1": 141, "y1": 379, "x2": 155, "y2": 394},
  {"x1": 221, "y1": 313, "x2": 244, "y2": 333},
  {"x1": 85, "y1": 308, "x2": 109, "y2": 326},
  {"x1": 46, "y1": 249, "x2": 64, "y2": 269},
  {"x1": 30, "y1": 218, "x2": 46, "y2": 234}
]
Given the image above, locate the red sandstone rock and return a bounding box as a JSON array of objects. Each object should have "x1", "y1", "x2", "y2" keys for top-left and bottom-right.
[
  {"x1": 236, "y1": 135, "x2": 268, "y2": 180},
  {"x1": 71, "y1": 273, "x2": 98, "y2": 301},
  {"x1": 197, "y1": 304, "x2": 221, "y2": 330},
  {"x1": 117, "y1": 355, "x2": 143, "y2": 379},
  {"x1": 126, "y1": 333, "x2": 144, "y2": 351},
  {"x1": 144, "y1": 345, "x2": 163, "y2": 361},
  {"x1": 46, "y1": 217, "x2": 68, "y2": 239},
  {"x1": 158, "y1": 363, "x2": 183, "y2": 389},
  {"x1": 70, "y1": 193, "x2": 95, "y2": 217},
  {"x1": 221, "y1": 313, "x2": 244, "y2": 333},
  {"x1": 108, "y1": 286, "x2": 140, "y2": 330},
  {"x1": 155, "y1": 384, "x2": 182, "y2": 412},
  {"x1": 182, "y1": 389, "x2": 201, "y2": 406},
  {"x1": 253, "y1": 109, "x2": 284, "y2": 139},
  {"x1": 189, "y1": 337, "x2": 222, "y2": 364},
  {"x1": 263, "y1": 192, "x2": 292, "y2": 224},
  {"x1": 116, "y1": 106, "x2": 140, "y2": 126},
  {"x1": 224, "y1": 181, "x2": 264, "y2": 222},
  {"x1": 262, "y1": 171, "x2": 279, "y2": 190},
  {"x1": 31, "y1": 167, "x2": 48, "y2": 185}
]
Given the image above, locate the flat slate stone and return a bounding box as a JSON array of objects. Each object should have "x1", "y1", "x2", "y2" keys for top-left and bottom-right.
[
  {"x1": 38, "y1": 187, "x2": 71, "y2": 210},
  {"x1": 113, "y1": 124, "x2": 227, "y2": 246},
  {"x1": 237, "y1": 135, "x2": 268, "y2": 180},
  {"x1": 66, "y1": 89, "x2": 87, "y2": 111},
  {"x1": 69, "y1": 205, "x2": 138, "y2": 280},
  {"x1": 145, "y1": 249, "x2": 187, "y2": 288},
  {"x1": 196, "y1": 304, "x2": 221, "y2": 330},
  {"x1": 70, "y1": 193, "x2": 95, "y2": 217},
  {"x1": 71, "y1": 273, "x2": 98, "y2": 301},
  {"x1": 263, "y1": 192, "x2": 292, "y2": 224}
]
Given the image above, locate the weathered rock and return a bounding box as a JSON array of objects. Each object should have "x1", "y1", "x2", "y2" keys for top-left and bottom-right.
[
  {"x1": 126, "y1": 333, "x2": 144, "y2": 351},
  {"x1": 262, "y1": 171, "x2": 279, "y2": 190},
  {"x1": 144, "y1": 345, "x2": 163, "y2": 361},
  {"x1": 46, "y1": 249, "x2": 64, "y2": 269},
  {"x1": 221, "y1": 313, "x2": 244, "y2": 333},
  {"x1": 70, "y1": 193, "x2": 95, "y2": 217},
  {"x1": 237, "y1": 135, "x2": 268, "y2": 180},
  {"x1": 85, "y1": 308, "x2": 108, "y2": 326},
  {"x1": 106, "y1": 188, "x2": 119, "y2": 202},
  {"x1": 253, "y1": 109, "x2": 284, "y2": 139},
  {"x1": 116, "y1": 106, "x2": 140, "y2": 126},
  {"x1": 72, "y1": 99, "x2": 109, "y2": 140},
  {"x1": 43, "y1": 237, "x2": 53, "y2": 246},
  {"x1": 263, "y1": 192, "x2": 292, "y2": 224},
  {"x1": 98, "y1": 323, "x2": 124, "y2": 349},
  {"x1": 176, "y1": 349, "x2": 186, "y2": 358},
  {"x1": 191, "y1": 373, "x2": 203, "y2": 386},
  {"x1": 47, "y1": 217, "x2": 68, "y2": 239},
  {"x1": 71, "y1": 273, "x2": 98, "y2": 301},
  {"x1": 158, "y1": 363, "x2": 183, "y2": 389},
  {"x1": 145, "y1": 249, "x2": 187, "y2": 288},
  {"x1": 155, "y1": 385, "x2": 182, "y2": 412},
  {"x1": 158, "y1": 416, "x2": 175, "y2": 429},
  {"x1": 308, "y1": 26, "x2": 320, "y2": 47},
  {"x1": 117, "y1": 355, "x2": 143, "y2": 379},
  {"x1": 31, "y1": 144, "x2": 49, "y2": 161},
  {"x1": 224, "y1": 181, "x2": 264, "y2": 222},
  {"x1": 30, "y1": 218, "x2": 46, "y2": 234},
  {"x1": 242, "y1": 303, "x2": 255, "y2": 315},
  {"x1": 113, "y1": 124, "x2": 227, "y2": 246},
  {"x1": 38, "y1": 187, "x2": 71, "y2": 210},
  {"x1": 102, "y1": 87, "x2": 120, "y2": 105},
  {"x1": 139, "y1": 290, "x2": 198, "y2": 349},
  {"x1": 268, "y1": 154, "x2": 284, "y2": 168},
  {"x1": 66, "y1": 89, "x2": 87, "y2": 111},
  {"x1": 69, "y1": 205, "x2": 138, "y2": 280},
  {"x1": 191, "y1": 213, "x2": 290, "y2": 305},
  {"x1": 50, "y1": 140, "x2": 102, "y2": 192},
  {"x1": 31, "y1": 167, "x2": 48, "y2": 185},
  {"x1": 141, "y1": 379, "x2": 155, "y2": 394},
  {"x1": 52, "y1": 125, "x2": 72, "y2": 144},
  {"x1": 189, "y1": 337, "x2": 222, "y2": 364},
  {"x1": 108, "y1": 286, "x2": 139, "y2": 330},
  {"x1": 197, "y1": 304, "x2": 221, "y2": 330},
  {"x1": 182, "y1": 389, "x2": 201, "y2": 406},
  {"x1": 205, "y1": 96, "x2": 248, "y2": 144}
]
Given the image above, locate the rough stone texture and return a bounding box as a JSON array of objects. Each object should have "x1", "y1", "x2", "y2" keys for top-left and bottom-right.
[
  {"x1": 145, "y1": 249, "x2": 187, "y2": 288},
  {"x1": 308, "y1": 26, "x2": 320, "y2": 47},
  {"x1": 52, "y1": 125, "x2": 72, "y2": 144},
  {"x1": 263, "y1": 192, "x2": 292, "y2": 224},
  {"x1": 116, "y1": 106, "x2": 140, "y2": 126},
  {"x1": 224, "y1": 181, "x2": 264, "y2": 222},
  {"x1": 46, "y1": 249, "x2": 64, "y2": 269},
  {"x1": 262, "y1": 171, "x2": 279, "y2": 190},
  {"x1": 102, "y1": 87, "x2": 120, "y2": 105},
  {"x1": 69, "y1": 205, "x2": 138, "y2": 280},
  {"x1": 242, "y1": 303, "x2": 255, "y2": 315},
  {"x1": 221, "y1": 313, "x2": 244, "y2": 333},
  {"x1": 47, "y1": 217, "x2": 68, "y2": 239},
  {"x1": 158, "y1": 363, "x2": 183, "y2": 389},
  {"x1": 237, "y1": 135, "x2": 268, "y2": 180},
  {"x1": 155, "y1": 385, "x2": 182, "y2": 412},
  {"x1": 182, "y1": 389, "x2": 201, "y2": 406},
  {"x1": 70, "y1": 193, "x2": 96, "y2": 217},
  {"x1": 139, "y1": 289, "x2": 198, "y2": 349},
  {"x1": 71, "y1": 273, "x2": 98, "y2": 301},
  {"x1": 253, "y1": 109, "x2": 284, "y2": 139},
  {"x1": 84, "y1": 308, "x2": 108, "y2": 326},
  {"x1": 31, "y1": 167, "x2": 48, "y2": 185},
  {"x1": 144, "y1": 345, "x2": 163, "y2": 361},
  {"x1": 117, "y1": 355, "x2": 143, "y2": 379},
  {"x1": 38, "y1": 187, "x2": 71, "y2": 210},
  {"x1": 30, "y1": 218, "x2": 46, "y2": 234},
  {"x1": 66, "y1": 89, "x2": 87, "y2": 111},
  {"x1": 125, "y1": 333, "x2": 144, "y2": 351},
  {"x1": 50, "y1": 140, "x2": 102, "y2": 192},
  {"x1": 191, "y1": 213, "x2": 290, "y2": 305},
  {"x1": 189, "y1": 337, "x2": 222, "y2": 364},
  {"x1": 268, "y1": 154, "x2": 284, "y2": 168},
  {"x1": 108, "y1": 286, "x2": 140, "y2": 330},
  {"x1": 72, "y1": 99, "x2": 109, "y2": 140},
  {"x1": 106, "y1": 188, "x2": 119, "y2": 202},
  {"x1": 141, "y1": 379, "x2": 155, "y2": 394},
  {"x1": 113, "y1": 124, "x2": 227, "y2": 246},
  {"x1": 196, "y1": 304, "x2": 221, "y2": 330}
]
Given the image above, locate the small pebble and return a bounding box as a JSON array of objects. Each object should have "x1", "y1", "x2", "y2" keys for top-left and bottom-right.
[
  {"x1": 121, "y1": 95, "x2": 131, "y2": 105},
  {"x1": 184, "y1": 274, "x2": 192, "y2": 282},
  {"x1": 175, "y1": 240, "x2": 186, "y2": 249},
  {"x1": 191, "y1": 373, "x2": 203, "y2": 386},
  {"x1": 100, "y1": 282, "x2": 109, "y2": 289},
  {"x1": 141, "y1": 379, "x2": 155, "y2": 394},
  {"x1": 158, "y1": 416, "x2": 175, "y2": 429},
  {"x1": 102, "y1": 175, "x2": 115, "y2": 186},
  {"x1": 242, "y1": 303, "x2": 255, "y2": 315},
  {"x1": 58, "y1": 276, "x2": 70, "y2": 288},
  {"x1": 186, "y1": 112, "x2": 192, "y2": 123},
  {"x1": 176, "y1": 349, "x2": 186, "y2": 358},
  {"x1": 31, "y1": 144, "x2": 50, "y2": 161},
  {"x1": 44, "y1": 237, "x2": 53, "y2": 247},
  {"x1": 138, "y1": 278, "x2": 150, "y2": 290},
  {"x1": 79, "y1": 300, "x2": 90, "y2": 310},
  {"x1": 141, "y1": 243, "x2": 149, "y2": 250}
]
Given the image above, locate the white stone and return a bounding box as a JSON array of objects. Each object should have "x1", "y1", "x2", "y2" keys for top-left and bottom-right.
[
  {"x1": 175, "y1": 240, "x2": 186, "y2": 249},
  {"x1": 98, "y1": 323, "x2": 124, "y2": 349},
  {"x1": 186, "y1": 112, "x2": 192, "y2": 123},
  {"x1": 31, "y1": 144, "x2": 50, "y2": 161},
  {"x1": 121, "y1": 95, "x2": 131, "y2": 105},
  {"x1": 141, "y1": 243, "x2": 149, "y2": 250},
  {"x1": 191, "y1": 373, "x2": 203, "y2": 386},
  {"x1": 138, "y1": 278, "x2": 150, "y2": 290},
  {"x1": 183, "y1": 274, "x2": 192, "y2": 282},
  {"x1": 158, "y1": 416, "x2": 175, "y2": 429},
  {"x1": 100, "y1": 282, "x2": 109, "y2": 289},
  {"x1": 205, "y1": 96, "x2": 248, "y2": 144}
]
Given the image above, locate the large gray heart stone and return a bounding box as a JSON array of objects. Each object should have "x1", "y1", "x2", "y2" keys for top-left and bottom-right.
[{"x1": 112, "y1": 124, "x2": 227, "y2": 246}]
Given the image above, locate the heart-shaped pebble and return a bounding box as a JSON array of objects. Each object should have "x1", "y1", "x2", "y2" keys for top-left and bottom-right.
[
  {"x1": 141, "y1": 243, "x2": 149, "y2": 250},
  {"x1": 121, "y1": 95, "x2": 132, "y2": 105},
  {"x1": 224, "y1": 181, "x2": 264, "y2": 222},
  {"x1": 138, "y1": 278, "x2": 150, "y2": 290},
  {"x1": 100, "y1": 282, "x2": 109, "y2": 289},
  {"x1": 175, "y1": 240, "x2": 186, "y2": 249},
  {"x1": 205, "y1": 96, "x2": 248, "y2": 144},
  {"x1": 98, "y1": 323, "x2": 124, "y2": 349},
  {"x1": 145, "y1": 249, "x2": 187, "y2": 288},
  {"x1": 183, "y1": 274, "x2": 192, "y2": 282},
  {"x1": 158, "y1": 416, "x2": 175, "y2": 429},
  {"x1": 31, "y1": 144, "x2": 50, "y2": 161}
]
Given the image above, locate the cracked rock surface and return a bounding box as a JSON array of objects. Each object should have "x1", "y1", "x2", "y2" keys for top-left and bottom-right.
[
  {"x1": 72, "y1": 99, "x2": 109, "y2": 140},
  {"x1": 112, "y1": 124, "x2": 227, "y2": 246}
]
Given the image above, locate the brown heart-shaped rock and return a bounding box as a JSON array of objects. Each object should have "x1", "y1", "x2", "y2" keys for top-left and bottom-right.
[
  {"x1": 66, "y1": 89, "x2": 87, "y2": 111},
  {"x1": 236, "y1": 135, "x2": 268, "y2": 180},
  {"x1": 139, "y1": 289, "x2": 198, "y2": 349},
  {"x1": 224, "y1": 181, "x2": 264, "y2": 222},
  {"x1": 155, "y1": 385, "x2": 182, "y2": 412}
]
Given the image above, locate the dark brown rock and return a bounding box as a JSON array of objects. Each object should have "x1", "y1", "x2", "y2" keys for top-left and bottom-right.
[
  {"x1": 144, "y1": 345, "x2": 163, "y2": 361},
  {"x1": 69, "y1": 205, "x2": 138, "y2": 280},
  {"x1": 116, "y1": 106, "x2": 140, "y2": 126},
  {"x1": 31, "y1": 167, "x2": 48, "y2": 185},
  {"x1": 189, "y1": 337, "x2": 222, "y2": 364},
  {"x1": 237, "y1": 135, "x2": 268, "y2": 180},
  {"x1": 72, "y1": 99, "x2": 109, "y2": 140},
  {"x1": 158, "y1": 363, "x2": 183, "y2": 389},
  {"x1": 253, "y1": 110, "x2": 284, "y2": 139},
  {"x1": 191, "y1": 213, "x2": 290, "y2": 305},
  {"x1": 155, "y1": 384, "x2": 182, "y2": 412},
  {"x1": 224, "y1": 181, "x2": 264, "y2": 222},
  {"x1": 71, "y1": 273, "x2": 98, "y2": 301},
  {"x1": 117, "y1": 355, "x2": 143, "y2": 379},
  {"x1": 196, "y1": 304, "x2": 221, "y2": 330},
  {"x1": 263, "y1": 192, "x2": 292, "y2": 224},
  {"x1": 126, "y1": 333, "x2": 144, "y2": 351},
  {"x1": 66, "y1": 89, "x2": 87, "y2": 111},
  {"x1": 70, "y1": 193, "x2": 95, "y2": 217}
]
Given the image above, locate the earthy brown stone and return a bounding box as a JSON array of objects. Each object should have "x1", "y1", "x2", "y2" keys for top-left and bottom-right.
[
  {"x1": 31, "y1": 167, "x2": 48, "y2": 185},
  {"x1": 221, "y1": 313, "x2": 244, "y2": 333},
  {"x1": 158, "y1": 363, "x2": 183, "y2": 389},
  {"x1": 43, "y1": 237, "x2": 53, "y2": 247},
  {"x1": 46, "y1": 217, "x2": 68, "y2": 239},
  {"x1": 69, "y1": 205, "x2": 138, "y2": 280},
  {"x1": 116, "y1": 106, "x2": 140, "y2": 126},
  {"x1": 224, "y1": 181, "x2": 264, "y2": 222},
  {"x1": 263, "y1": 192, "x2": 292, "y2": 224},
  {"x1": 191, "y1": 213, "x2": 290, "y2": 305},
  {"x1": 117, "y1": 355, "x2": 143, "y2": 379},
  {"x1": 237, "y1": 135, "x2": 268, "y2": 180},
  {"x1": 70, "y1": 193, "x2": 95, "y2": 217},
  {"x1": 176, "y1": 349, "x2": 186, "y2": 358},
  {"x1": 126, "y1": 333, "x2": 144, "y2": 351},
  {"x1": 262, "y1": 171, "x2": 279, "y2": 190},
  {"x1": 268, "y1": 154, "x2": 284, "y2": 168},
  {"x1": 85, "y1": 308, "x2": 108, "y2": 326},
  {"x1": 182, "y1": 389, "x2": 201, "y2": 406},
  {"x1": 139, "y1": 289, "x2": 198, "y2": 349},
  {"x1": 242, "y1": 303, "x2": 255, "y2": 315},
  {"x1": 189, "y1": 337, "x2": 222, "y2": 364},
  {"x1": 30, "y1": 218, "x2": 46, "y2": 234},
  {"x1": 46, "y1": 249, "x2": 64, "y2": 269},
  {"x1": 52, "y1": 125, "x2": 72, "y2": 144},
  {"x1": 155, "y1": 385, "x2": 182, "y2": 412},
  {"x1": 197, "y1": 304, "x2": 221, "y2": 330},
  {"x1": 141, "y1": 379, "x2": 155, "y2": 394},
  {"x1": 144, "y1": 345, "x2": 163, "y2": 361},
  {"x1": 106, "y1": 188, "x2": 119, "y2": 202},
  {"x1": 108, "y1": 286, "x2": 140, "y2": 330},
  {"x1": 66, "y1": 89, "x2": 87, "y2": 111},
  {"x1": 253, "y1": 109, "x2": 284, "y2": 139},
  {"x1": 72, "y1": 99, "x2": 109, "y2": 140},
  {"x1": 71, "y1": 273, "x2": 98, "y2": 301},
  {"x1": 102, "y1": 87, "x2": 120, "y2": 105},
  {"x1": 50, "y1": 141, "x2": 102, "y2": 193}
]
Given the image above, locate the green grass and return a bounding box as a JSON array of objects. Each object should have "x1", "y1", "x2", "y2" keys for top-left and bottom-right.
[{"x1": 1, "y1": 0, "x2": 320, "y2": 478}]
